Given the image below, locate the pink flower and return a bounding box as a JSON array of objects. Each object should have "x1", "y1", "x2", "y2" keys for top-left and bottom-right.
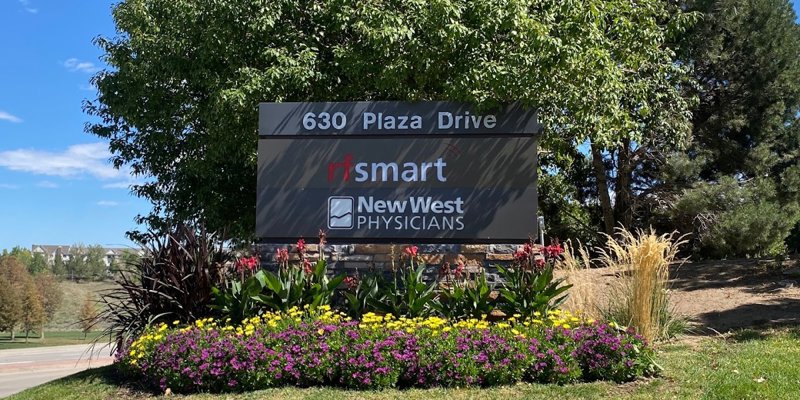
[
  {"x1": 303, "y1": 258, "x2": 312, "y2": 274},
  {"x1": 545, "y1": 244, "x2": 564, "y2": 258},
  {"x1": 296, "y1": 238, "x2": 306, "y2": 254},
  {"x1": 453, "y1": 261, "x2": 465, "y2": 279},
  {"x1": 404, "y1": 246, "x2": 418, "y2": 257},
  {"x1": 275, "y1": 248, "x2": 289, "y2": 264}
]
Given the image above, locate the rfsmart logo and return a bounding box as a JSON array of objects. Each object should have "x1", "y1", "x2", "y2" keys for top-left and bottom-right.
[
  {"x1": 328, "y1": 196, "x2": 354, "y2": 229},
  {"x1": 327, "y1": 153, "x2": 447, "y2": 183}
]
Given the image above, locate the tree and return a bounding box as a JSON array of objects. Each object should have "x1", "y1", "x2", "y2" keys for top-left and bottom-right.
[
  {"x1": 118, "y1": 249, "x2": 141, "y2": 268},
  {"x1": 52, "y1": 251, "x2": 66, "y2": 277},
  {"x1": 78, "y1": 294, "x2": 98, "y2": 339},
  {"x1": 86, "y1": 0, "x2": 695, "y2": 242},
  {"x1": 65, "y1": 244, "x2": 88, "y2": 281},
  {"x1": 34, "y1": 273, "x2": 63, "y2": 340},
  {"x1": 9, "y1": 247, "x2": 33, "y2": 273},
  {"x1": 0, "y1": 276, "x2": 22, "y2": 340},
  {"x1": 85, "y1": 245, "x2": 108, "y2": 280},
  {"x1": 28, "y1": 253, "x2": 48, "y2": 275},
  {"x1": 0, "y1": 256, "x2": 32, "y2": 340},
  {"x1": 654, "y1": 0, "x2": 800, "y2": 256},
  {"x1": 20, "y1": 279, "x2": 45, "y2": 343}
]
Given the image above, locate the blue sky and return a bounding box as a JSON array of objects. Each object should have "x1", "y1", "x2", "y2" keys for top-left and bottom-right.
[
  {"x1": 0, "y1": 0, "x2": 147, "y2": 250},
  {"x1": 1, "y1": 1, "x2": 799, "y2": 251}
]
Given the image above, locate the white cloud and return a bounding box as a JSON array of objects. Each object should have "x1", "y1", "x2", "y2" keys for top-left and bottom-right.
[
  {"x1": 96, "y1": 200, "x2": 120, "y2": 207},
  {"x1": 36, "y1": 180, "x2": 59, "y2": 188},
  {"x1": 103, "y1": 178, "x2": 147, "y2": 189},
  {"x1": 0, "y1": 111, "x2": 22, "y2": 123},
  {"x1": 0, "y1": 143, "x2": 126, "y2": 179},
  {"x1": 0, "y1": 183, "x2": 19, "y2": 189},
  {"x1": 63, "y1": 58, "x2": 99, "y2": 74},
  {"x1": 103, "y1": 181, "x2": 133, "y2": 189},
  {"x1": 19, "y1": 0, "x2": 37, "y2": 13}
]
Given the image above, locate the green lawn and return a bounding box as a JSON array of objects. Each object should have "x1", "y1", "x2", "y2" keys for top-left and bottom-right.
[
  {"x1": 8, "y1": 327, "x2": 800, "y2": 400},
  {"x1": 0, "y1": 330, "x2": 107, "y2": 350},
  {"x1": 0, "y1": 280, "x2": 115, "y2": 350}
]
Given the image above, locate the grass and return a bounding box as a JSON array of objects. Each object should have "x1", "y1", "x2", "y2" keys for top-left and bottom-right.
[
  {"x1": 47, "y1": 280, "x2": 115, "y2": 331},
  {"x1": 558, "y1": 240, "x2": 599, "y2": 319},
  {"x1": 598, "y1": 228, "x2": 688, "y2": 342},
  {"x1": 8, "y1": 327, "x2": 800, "y2": 400},
  {"x1": 0, "y1": 330, "x2": 107, "y2": 350}
]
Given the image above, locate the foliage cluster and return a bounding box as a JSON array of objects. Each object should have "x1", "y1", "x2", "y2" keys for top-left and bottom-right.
[
  {"x1": 212, "y1": 242, "x2": 570, "y2": 324},
  {"x1": 0, "y1": 255, "x2": 63, "y2": 341},
  {"x1": 94, "y1": 225, "x2": 229, "y2": 349},
  {"x1": 87, "y1": 0, "x2": 692, "y2": 244},
  {"x1": 99, "y1": 227, "x2": 571, "y2": 353},
  {"x1": 3, "y1": 245, "x2": 141, "y2": 281},
  {"x1": 117, "y1": 307, "x2": 655, "y2": 393}
]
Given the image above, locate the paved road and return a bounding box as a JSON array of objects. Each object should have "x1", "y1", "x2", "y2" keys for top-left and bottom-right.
[{"x1": 0, "y1": 344, "x2": 114, "y2": 398}]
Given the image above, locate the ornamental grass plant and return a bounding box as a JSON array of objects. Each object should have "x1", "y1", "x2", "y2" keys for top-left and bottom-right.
[
  {"x1": 597, "y1": 228, "x2": 688, "y2": 342},
  {"x1": 557, "y1": 241, "x2": 599, "y2": 320}
]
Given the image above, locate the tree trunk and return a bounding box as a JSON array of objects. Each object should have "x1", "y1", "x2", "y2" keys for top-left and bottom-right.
[
  {"x1": 25, "y1": 330, "x2": 29, "y2": 343},
  {"x1": 10, "y1": 328, "x2": 14, "y2": 341},
  {"x1": 40, "y1": 325, "x2": 45, "y2": 340},
  {"x1": 614, "y1": 139, "x2": 635, "y2": 231},
  {"x1": 591, "y1": 143, "x2": 615, "y2": 235}
]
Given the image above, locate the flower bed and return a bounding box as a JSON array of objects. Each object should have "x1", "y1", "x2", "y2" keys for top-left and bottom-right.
[{"x1": 117, "y1": 307, "x2": 658, "y2": 393}]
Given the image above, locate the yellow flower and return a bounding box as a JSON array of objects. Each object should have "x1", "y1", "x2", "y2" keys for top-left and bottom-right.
[
  {"x1": 172, "y1": 320, "x2": 180, "y2": 325},
  {"x1": 318, "y1": 328, "x2": 325, "y2": 336}
]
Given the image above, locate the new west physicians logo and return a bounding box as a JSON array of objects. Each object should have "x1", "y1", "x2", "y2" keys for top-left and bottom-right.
[{"x1": 328, "y1": 196, "x2": 354, "y2": 229}]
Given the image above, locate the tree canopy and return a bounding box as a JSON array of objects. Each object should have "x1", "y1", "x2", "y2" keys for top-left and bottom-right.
[
  {"x1": 660, "y1": 0, "x2": 800, "y2": 256},
  {"x1": 87, "y1": 0, "x2": 693, "y2": 241}
]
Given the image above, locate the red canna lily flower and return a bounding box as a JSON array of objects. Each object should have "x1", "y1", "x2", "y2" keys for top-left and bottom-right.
[
  {"x1": 453, "y1": 261, "x2": 465, "y2": 279},
  {"x1": 404, "y1": 246, "x2": 418, "y2": 257},
  {"x1": 343, "y1": 276, "x2": 358, "y2": 290}
]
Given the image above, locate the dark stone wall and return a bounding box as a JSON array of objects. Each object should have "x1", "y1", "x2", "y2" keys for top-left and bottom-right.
[{"x1": 256, "y1": 243, "x2": 535, "y2": 283}]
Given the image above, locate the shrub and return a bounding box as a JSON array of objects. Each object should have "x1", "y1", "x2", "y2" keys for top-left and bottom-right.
[
  {"x1": 597, "y1": 228, "x2": 687, "y2": 342},
  {"x1": 366, "y1": 246, "x2": 437, "y2": 318},
  {"x1": 96, "y1": 224, "x2": 230, "y2": 350},
  {"x1": 258, "y1": 259, "x2": 344, "y2": 312},
  {"x1": 433, "y1": 263, "x2": 495, "y2": 320},
  {"x1": 496, "y1": 243, "x2": 572, "y2": 318},
  {"x1": 210, "y1": 262, "x2": 266, "y2": 323},
  {"x1": 670, "y1": 177, "x2": 800, "y2": 258},
  {"x1": 341, "y1": 272, "x2": 382, "y2": 320}
]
